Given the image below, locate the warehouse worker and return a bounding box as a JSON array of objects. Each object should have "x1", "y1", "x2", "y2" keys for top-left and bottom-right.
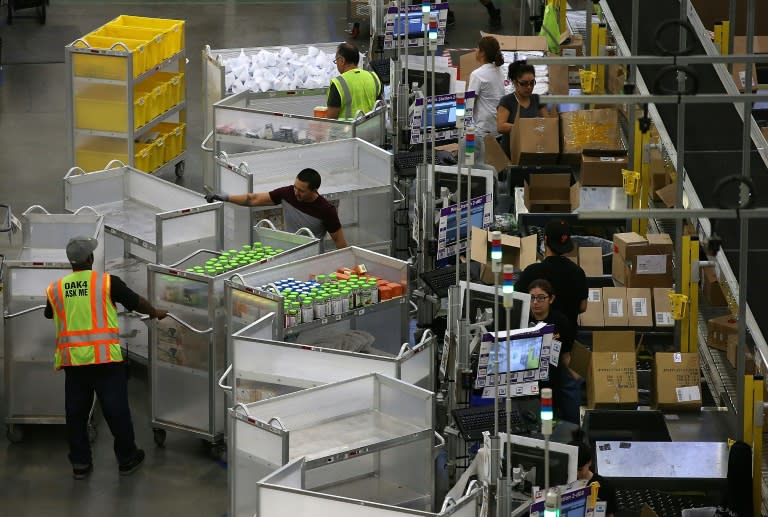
[
  {"x1": 514, "y1": 220, "x2": 588, "y2": 330},
  {"x1": 45, "y1": 236, "x2": 167, "y2": 480},
  {"x1": 326, "y1": 42, "x2": 382, "y2": 120},
  {"x1": 497, "y1": 61, "x2": 552, "y2": 159},
  {"x1": 206, "y1": 168, "x2": 348, "y2": 249}
]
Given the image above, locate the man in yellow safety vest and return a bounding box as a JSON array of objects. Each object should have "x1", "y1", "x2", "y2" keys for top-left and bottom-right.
[
  {"x1": 326, "y1": 42, "x2": 382, "y2": 120},
  {"x1": 45, "y1": 236, "x2": 167, "y2": 479}
]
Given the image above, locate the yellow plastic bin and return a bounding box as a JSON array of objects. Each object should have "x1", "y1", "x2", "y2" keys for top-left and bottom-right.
[
  {"x1": 150, "y1": 135, "x2": 167, "y2": 168},
  {"x1": 134, "y1": 142, "x2": 155, "y2": 172},
  {"x1": 107, "y1": 15, "x2": 185, "y2": 57},
  {"x1": 135, "y1": 80, "x2": 168, "y2": 122},
  {"x1": 151, "y1": 122, "x2": 186, "y2": 162},
  {"x1": 76, "y1": 137, "x2": 154, "y2": 172},
  {"x1": 75, "y1": 85, "x2": 147, "y2": 132},
  {"x1": 91, "y1": 25, "x2": 165, "y2": 69},
  {"x1": 144, "y1": 71, "x2": 184, "y2": 108},
  {"x1": 73, "y1": 35, "x2": 148, "y2": 78}
]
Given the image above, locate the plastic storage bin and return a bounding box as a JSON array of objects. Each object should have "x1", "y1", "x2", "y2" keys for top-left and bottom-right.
[
  {"x1": 75, "y1": 137, "x2": 156, "y2": 172},
  {"x1": 75, "y1": 85, "x2": 150, "y2": 132},
  {"x1": 150, "y1": 122, "x2": 185, "y2": 162},
  {"x1": 75, "y1": 35, "x2": 148, "y2": 78},
  {"x1": 147, "y1": 71, "x2": 184, "y2": 108},
  {"x1": 135, "y1": 80, "x2": 167, "y2": 122},
  {"x1": 107, "y1": 15, "x2": 185, "y2": 59},
  {"x1": 92, "y1": 25, "x2": 166, "y2": 64}
]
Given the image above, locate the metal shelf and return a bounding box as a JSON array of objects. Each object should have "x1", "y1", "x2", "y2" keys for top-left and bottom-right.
[
  {"x1": 74, "y1": 102, "x2": 187, "y2": 139},
  {"x1": 215, "y1": 133, "x2": 303, "y2": 149},
  {"x1": 283, "y1": 296, "x2": 406, "y2": 338}
]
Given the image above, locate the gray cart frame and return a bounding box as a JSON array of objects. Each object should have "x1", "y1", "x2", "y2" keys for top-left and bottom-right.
[
  {"x1": 228, "y1": 373, "x2": 436, "y2": 517},
  {"x1": 146, "y1": 223, "x2": 320, "y2": 446},
  {"x1": 216, "y1": 138, "x2": 394, "y2": 254},
  {"x1": 64, "y1": 161, "x2": 224, "y2": 265},
  {"x1": 2, "y1": 206, "x2": 105, "y2": 442}
]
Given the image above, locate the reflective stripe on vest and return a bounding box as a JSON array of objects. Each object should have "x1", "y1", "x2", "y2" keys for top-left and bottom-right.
[
  {"x1": 330, "y1": 68, "x2": 381, "y2": 120},
  {"x1": 47, "y1": 270, "x2": 122, "y2": 370}
]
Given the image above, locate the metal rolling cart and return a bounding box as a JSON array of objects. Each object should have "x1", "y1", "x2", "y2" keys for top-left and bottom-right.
[
  {"x1": 201, "y1": 41, "x2": 345, "y2": 192},
  {"x1": 228, "y1": 373, "x2": 438, "y2": 517},
  {"x1": 216, "y1": 138, "x2": 394, "y2": 254},
  {"x1": 65, "y1": 17, "x2": 187, "y2": 177},
  {"x1": 224, "y1": 246, "x2": 409, "y2": 354},
  {"x1": 63, "y1": 162, "x2": 224, "y2": 363},
  {"x1": 145, "y1": 222, "x2": 320, "y2": 450},
  {"x1": 207, "y1": 88, "x2": 386, "y2": 159},
  {"x1": 2, "y1": 205, "x2": 105, "y2": 442}
]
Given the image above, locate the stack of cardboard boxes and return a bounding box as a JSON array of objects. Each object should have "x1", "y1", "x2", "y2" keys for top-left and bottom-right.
[{"x1": 579, "y1": 286, "x2": 674, "y2": 329}]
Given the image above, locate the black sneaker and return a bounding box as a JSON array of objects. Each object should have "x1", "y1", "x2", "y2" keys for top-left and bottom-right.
[
  {"x1": 118, "y1": 449, "x2": 145, "y2": 476},
  {"x1": 72, "y1": 463, "x2": 93, "y2": 480}
]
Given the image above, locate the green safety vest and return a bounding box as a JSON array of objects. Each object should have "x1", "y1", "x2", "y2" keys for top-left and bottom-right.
[
  {"x1": 46, "y1": 270, "x2": 122, "y2": 370},
  {"x1": 329, "y1": 68, "x2": 382, "y2": 120}
]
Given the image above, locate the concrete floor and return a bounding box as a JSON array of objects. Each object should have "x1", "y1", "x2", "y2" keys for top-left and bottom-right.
[{"x1": 0, "y1": 1, "x2": 525, "y2": 515}]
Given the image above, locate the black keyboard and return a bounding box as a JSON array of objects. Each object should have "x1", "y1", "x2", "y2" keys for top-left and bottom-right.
[
  {"x1": 420, "y1": 265, "x2": 465, "y2": 298},
  {"x1": 369, "y1": 58, "x2": 391, "y2": 85},
  {"x1": 452, "y1": 405, "x2": 529, "y2": 441},
  {"x1": 394, "y1": 150, "x2": 431, "y2": 177}
]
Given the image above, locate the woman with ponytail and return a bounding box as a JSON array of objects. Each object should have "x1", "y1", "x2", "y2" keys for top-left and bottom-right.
[
  {"x1": 496, "y1": 60, "x2": 551, "y2": 159},
  {"x1": 467, "y1": 36, "x2": 506, "y2": 172}
]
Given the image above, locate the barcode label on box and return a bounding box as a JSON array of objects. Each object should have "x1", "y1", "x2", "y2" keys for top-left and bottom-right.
[
  {"x1": 636, "y1": 254, "x2": 667, "y2": 274},
  {"x1": 599, "y1": 156, "x2": 616, "y2": 161},
  {"x1": 631, "y1": 297, "x2": 647, "y2": 317},
  {"x1": 656, "y1": 311, "x2": 673, "y2": 325},
  {"x1": 589, "y1": 289, "x2": 601, "y2": 302},
  {"x1": 608, "y1": 298, "x2": 623, "y2": 317},
  {"x1": 676, "y1": 385, "x2": 701, "y2": 402},
  {"x1": 673, "y1": 352, "x2": 682, "y2": 363}
]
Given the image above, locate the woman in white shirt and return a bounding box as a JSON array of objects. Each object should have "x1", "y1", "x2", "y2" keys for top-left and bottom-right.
[{"x1": 467, "y1": 36, "x2": 505, "y2": 173}]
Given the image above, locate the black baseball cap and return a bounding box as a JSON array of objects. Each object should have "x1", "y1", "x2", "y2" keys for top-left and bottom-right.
[{"x1": 544, "y1": 220, "x2": 574, "y2": 255}]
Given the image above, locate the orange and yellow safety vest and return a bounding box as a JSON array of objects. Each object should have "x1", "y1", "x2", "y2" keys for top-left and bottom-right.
[{"x1": 46, "y1": 270, "x2": 122, "y2": 370}]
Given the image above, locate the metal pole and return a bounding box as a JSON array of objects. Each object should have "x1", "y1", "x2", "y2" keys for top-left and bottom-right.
[
  {"x1": 627, "y1": 0, "x2": 640, "y2": 229},
  {"x1": 495, "y1": 274, "x2": 501, "y2": 435},
  {"x1": 673, "y1": 0, "x2": 688, "y2": 347},
  {"x1": 585, "y1": 1, "x2": 592, "y2": 57},
  {"x1": 505, "y1": 306, "x2": 513, "y2": 513},
  {"x1": 728, "y1": 0, "x2": 737, "y2": 72},
  {"x1": 519, "y1": 0, "x2": 526, "y2": 36},
  {"x1": 736, "y1": 0, "x2": 756, "y2": 442}
]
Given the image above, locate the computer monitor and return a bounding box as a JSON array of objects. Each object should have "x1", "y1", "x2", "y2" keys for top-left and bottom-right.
[
  {"x1": 486, "y1": 333, "x2": 543, "y2": 374},
  {"x1": 442, "y1": 196, "x2": 488, "y2": 244},
  {"x1": 459, "y1": 281, "x2": 531, "y2": 333},
  {"x1": 422, "y1": 99, "x2": 457, "y2": 129},
  {"x1": 406, "y1": 68, "x2": 452, "y2": 96},
  {"x1": 434, "y1": 166, "x2": 494, "y2": 201},
  {"x1": 392, "y1": 11, "x2": 425, "y2": 38},
  {"x1": 502, "y1": 434, "x2": 579, "y2": 487}
]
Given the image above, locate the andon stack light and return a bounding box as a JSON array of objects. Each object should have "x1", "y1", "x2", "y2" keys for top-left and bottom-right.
[
  {"x1": 491, "y1": 230, "x2": 502, "y2": 273},
  {"x1": 428, "y1": 19, "x2": 438, "y2": 50},
  {"x1": 465, "y1": 130, "x2": 475, "y2": 166},
  {"x1": 502, "y1": 264, "x2": 514, "y2": 308},
  {"x1": 541, "y1": 387, "x2": 553, "y2": 435},
  {"x1": 455, "y1": 94, "x2": 466, "y2": 125}
]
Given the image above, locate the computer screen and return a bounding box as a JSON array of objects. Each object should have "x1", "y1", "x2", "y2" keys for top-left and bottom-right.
[
  {"x1": 561, "y1": 496, "x2": 588, "y2": 517},
  {"x1": 459, "y1": 282, "x2": 530, "y2": 333},
  {"x1": 486, "y1": 334, "x2": 543, "y2": 374},
  {"x1": 392, "y1": 11, "x2": 425, "y2": 37},
  {"x1": 502, "y1": 435, "x2": 578, "y2": 487},
  {"x1": 443, "y1": 196, "x2": 486, "y2": 243},
  {"x1": 422, "y1": 101, "x2": 457, "y2": 129},
  {"x1": 406, "y1": 68, "x2": 452, "y2": 96}
]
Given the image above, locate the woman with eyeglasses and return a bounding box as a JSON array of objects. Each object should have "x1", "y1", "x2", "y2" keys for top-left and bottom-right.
[
  {"x1": 527, "y1": 278, "x2": 579, "y2": 423},
  {"x1": 496, "y1": 61, "x2": 551, "y2": 159}
]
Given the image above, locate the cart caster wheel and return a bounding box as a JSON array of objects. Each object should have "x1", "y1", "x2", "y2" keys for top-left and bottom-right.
[
  {"x1": 153, "y1": 428, "x2": 167, "y2": 447},
  {"x1": 6, "y1": 425, "x2": 23, "y2": 443},
  {"x1": 87, "y1": 423, "x2": 97, "y2": 443},
  {"x1": 174, "y1": 161, "x2": 185, "y2": 178}
]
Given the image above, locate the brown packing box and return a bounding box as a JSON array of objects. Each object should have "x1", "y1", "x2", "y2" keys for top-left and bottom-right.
[
  {"x1": 649, "y1": 147, "x2": 670, "y2": 197},
  {"x1": 578, "y1": 247, "x2": 603, "y2": 276},
  {"x1": 707, "y1": 314, "x2": 738, "y2": 352},
  {"x1": 510, "y1": 117, "x2": 560, "y2": 165},
  {"x1": 655, "y1": 182, "x2": 677, "y2": 208},
  {"x1": 559, "y1": 30, "x2": 584, "y2": 56},
  {"x1": 470, "y1": 226, "x2": 537, "y2": 271},
  {"x1": 616, "y1": 233, "x2": 674, "y2": 289},
  {"x1": 588, "y1": 330, "x2": 638, "y2": 409},
  {"x1": 762, "y1": 127, "x2": 768, "y2": 141},
  {"x1": 548, "y1": 64, "x2": 570, "y2": 95},
  {"x1": 603, "y1": 287, "x2": 629, "y2": 327},
  {"x1": 580, "y1": 149, "x2": 629, "y2": 187},
  {"x1": 484, "y1": 133, "x2": 512, "y2": 173},
  {"x1": 726, "y1": 341, "x2": 756, "y2": 372},
  {"x1": 700, "y1": 265, "x2": 728, "y2": 306},
  {"x1": 612, "y1": 232, "x2": 648, "y2": 285},
  {"x1": 560, "y1": 108, "x2": 622, "y2": 163},
  {"x1": 523, "y1": 173, "x2": 580, "y2": 213},
  {"x1": 607, "y1": 63, "x2": 627, "y2": 95},
  {"x1": 653, "y1": 352, "x2": 702, "y2": 411},
  {"x1": 652, "y1": 288, "x2": 675, "y2": 327},
  {"x1": 570, "y1": 341, "x2": 591, "y2": 379},
  {"x1": 579, "y1": 288, "x2": 605, "y2": 327},
  {"x1": 626, "y1": 288, "x2": 653, "y2": 327}
]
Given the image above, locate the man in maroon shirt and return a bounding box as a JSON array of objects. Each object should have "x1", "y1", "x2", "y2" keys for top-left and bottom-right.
[{"x1": 206, "y1": 168, "x2": 348, "y2": 250}]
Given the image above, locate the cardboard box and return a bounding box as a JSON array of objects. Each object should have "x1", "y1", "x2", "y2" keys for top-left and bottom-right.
[
  {"x1": 510, "y1": 117, "x2": 560, "y2": 165},
  {"x1": 560, "y1": 109, "x2": 622, "y2": 161},
  {"x1": 588, "y1": 330, "x2": 638, "y2": 409},
  {"x1": 579, "y1": 288, "x2": 605, "y2": 327},
  {"x1": 559, "y1": 31, "x2": 584, "y2": 56},
  {"x1": 707, "y1": 314, "x2": 739, "y2": 352},
  {"x1": 606, "y1": 63, "x2": 627, "y2": 95},
  {"x1": 547, "y1": 64, "x2": 570, "y2": 95},
  {"x1": 570, "y1": 340, "x2": 591, "y2": 379},
  {"x1": 626, "y1": 288, "x2": 653, "y2": 327},
  {"x1": 612, "y1": 232, "x2": 648, "y2": 285},
  {"x1": 653, "y1": 352, "x2": 702, "y2": 411},
  {"x1": 726, "y1": 341, "x2": 755, "y2": 372},
  {"x1": 484, "y1": 133, "x2": 512, "y2": 173},
  {"x1": 523, "y1": 173, "x2": 580, "y2": 213},
  {"x1": 580, "y1": 149, "x2": 629, "y2": 187},
  {"x1": 700, "y1": 265, "x2": 728, "y2": 306},
  {"x1": 603, "y1": 287, "x2": 629, "y2": 326},
  {"x1": 655, "y1": 182, "x2": 677, "y2": 208},
  {"x1": 652, "y1": 288, "x2": 675, "y2": 327},
  {"x1": 470, "y1": 226, "x2": 537, "y2": 271},
  {"x1": 613, "y1": 232, "x2": 674, "y2": 289},
  {"x1": 579, "y1": 247, "x2": 604, "y2": 276}
]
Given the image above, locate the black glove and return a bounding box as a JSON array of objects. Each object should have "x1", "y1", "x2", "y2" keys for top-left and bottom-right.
[{"x1": 205, "y1": 193, "x2": 228, "y2": 203}]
